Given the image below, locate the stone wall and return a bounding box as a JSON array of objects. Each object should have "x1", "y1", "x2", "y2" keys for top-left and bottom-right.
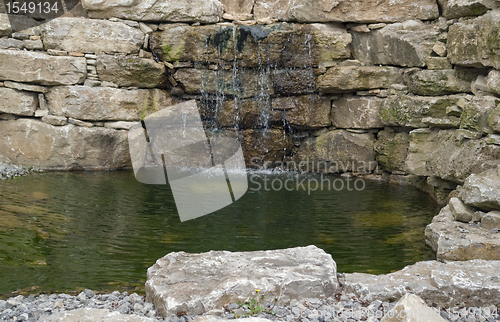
[{"x1": 0, "y1": 0, "x2": 499, "y2": 193}]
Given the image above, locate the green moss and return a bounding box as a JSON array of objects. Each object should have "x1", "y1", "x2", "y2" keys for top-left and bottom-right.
[{"x1": 162, "y1": 43, "x2": 183, "y2": 62}]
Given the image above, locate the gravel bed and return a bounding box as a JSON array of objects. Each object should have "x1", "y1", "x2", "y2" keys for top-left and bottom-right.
[
  {"x1": 0, "y1": 163, "x2": 40, "y2": 180},
  {"x1": 1, "y1": 291, "x2": 499, "y2": 322}
]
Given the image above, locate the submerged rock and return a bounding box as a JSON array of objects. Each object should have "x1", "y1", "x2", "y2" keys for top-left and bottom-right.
[{"x1": 145, "y1": 245, "x2": 338, "y2": 318}]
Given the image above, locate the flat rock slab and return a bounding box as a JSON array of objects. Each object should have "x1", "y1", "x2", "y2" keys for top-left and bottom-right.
[
  {"x1": 342, "y1": 259, "x2": 500, "y2": 307},
  {"x1": 145, "y1": 245, "x2": 338, "y2": 318},
  {"x1": 39, "y1": 308, "x2": 156, "y2": 322}
]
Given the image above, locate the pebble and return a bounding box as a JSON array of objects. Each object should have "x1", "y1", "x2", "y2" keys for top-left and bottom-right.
[
  {"x1": 0, "y1": 163, "x2": 40, "y2": 180},
  {"x1": 0, "y1": 291, "x2": 499, "y2": 322}
]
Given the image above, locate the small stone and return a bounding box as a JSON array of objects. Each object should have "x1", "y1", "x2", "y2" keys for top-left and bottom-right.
[
  {"x1": 84, "y1": 79, "x2": 102, "y2": 87},
  {"x1": 42, "y1": 115, "x2": 68, "y2": 126},
  {"x1": 116, "y1": 303, "x2": 130, "y2": 314},
  {"x1": 139, "y1": 22, "x2": 153, "y2": 34},
  {"x1": 69, "y1": 52, "x2": 85, "y2": 57},
  {"x1": 86, "y1": 59, "x2": 97, "y2": 65},
  {"x1": 30, "y1": 35, "x2": 41, "y2": 40},
  {"x1": 433, "y1": 42, "x2": 447, "y2": 57},
  {"x1": 84, "y1": 289, "x2": 94, "y2": 298},
  {"x1": 427, "y1": 57, "x2": 452, "y2": 69},
  {"x1": 12, "y1": 32, "x2": 29, "y2": 40},
  {"x1": 47, "y1": 49, "x2": 68, "y2": 56},
  {"x1": 368, "y1": 23, "x2": 386, "y2": 30},
  {"x1": 53, "y1": 300, "x2": 63, "y2": 309},
  {"x1": 23, "y1": 39, "x2": 44, "y2": 50},
  {"x1": 18, "y1": 313, "x2": 28, "y2": 321}
]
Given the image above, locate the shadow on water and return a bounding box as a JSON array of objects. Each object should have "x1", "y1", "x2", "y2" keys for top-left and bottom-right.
[{"x1": 0, "y1": 170, "x2": 439, "y2": 297}]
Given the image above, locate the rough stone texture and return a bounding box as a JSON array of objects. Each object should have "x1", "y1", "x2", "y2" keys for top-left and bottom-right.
[
  {"x1": 150, "y1": 23, "x2": 351, "y2": 67},
  {"x1": 271, "y1": 95, "x2": 331, "y2": 129},
  {"x1": 39, "y1": 308, "x2": 156, "y2": 321},
  {"x1": 352, "y1": 20, "x2": 441, "y2": 68},
  {"x1": 426, "y1": 57, "x2": 453, "y2": 70},
  {"x1": 380, "y1": 94, "x2": 464, "y2": 128},
  {"x1": 41, "y1": 17, "x2": 145, "y2": 54},
  {"x1": 240, "y1": 129, "x2": 293, "y2": 165},
  {"x1": 220, "y1": 0, "x2": 254, "y2": 17},
  {"x1": 342, "y1": 259, "x2": 500, "y2": 307},
  {"x1": 0, "y1": 119, "x2": 130, "y2": 170},
  {"x1": 459, "y1": 165, "x2": 500, "y2": 211},
  {"x1": 82, "y1": 0, "x2": 224, "y2": 23},
  {"x1": 46, "y1": 86, "x2": 174, "y2": 121},
  {"x1": 270, "y1": 69, "x2": 316, "y2": 95},
  {"x1": 252, "y1": 0, "x2": 439, "y2": 23},
  {"x1": 0, "y1": 38, "x2": 23, "y2": 49},
  {"x1": 380, "y1": 293, "x2": 446, "y2": 322},
  {"x1": 486, "y1": 69, "x2": 500, "y2": 96},
  {"x1": 448, "y1": 10, "x2": 500, "y2": 69},
  {"x1": 482, "y1": 211, "x2": 500, "y2": 230},
  {"x1": 145, "y1": 246, "x2": 338, "y2": 317},
  {"x1": 0, "y1": 88, "x2": 38, "y2": 116},
  {"x1": 374, "y1": 129, "x2": 410, "y2": 173},
  {"x1": 297, "y1": 130, "x2": 377, "y2": 173},
  {"x1": 3, "y1": 81, "x2": 48, "y2": 93},
  {"x1": 317, "y1": 66, "x2": 403, "y2": 94},
  {"x1": 96, "y1": 55, "x2": 166, "y2": 88},
  {"x1": 331, "y1": 96, "x2": 384, "y2": 129},
  {"x1": 405, "y1": 129, "x2": 500, "y2": 183},
  {"x1": 489, "y1": 103, "x2": 500, "y2": 133},
  {"x1": 174, "y1": 69, "x2": 273, "y2": 98},
  {"x1": 0, "y1": 13, "x2": 39, "y2": 36},
  {"x1": 42, "y1": 115, "x2": 68, "y2": 126},
  {"x1": 214, "y1": 100, "x2": 268, "y2": 128},
  {"x1": 460, "y1": 96, "x2": 499, "y2": 133},
  {"x1": 403, "y1": 68, "x2": 484, "y2": 96},
  {"x1": 425, "y1": 205, "x2": 500, "y2": 260},
  {"x1": 0, "y1": 50, "x2": 86, "y2": 85},
  {"x1": 446, "y1": 0, "x2": 496, "y2": 19},
  {"x1": 449, "y1": 197, "x2": 475, "y2": 222}
]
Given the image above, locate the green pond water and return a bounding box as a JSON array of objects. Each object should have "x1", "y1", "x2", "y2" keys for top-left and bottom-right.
[{"x1": 0, "y1": 171, "x2": 439, "y2": 297}]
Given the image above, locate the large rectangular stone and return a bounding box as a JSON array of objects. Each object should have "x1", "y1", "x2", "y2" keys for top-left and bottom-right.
[
  {"x1": 404, "y1": 68, "x2": 486, "y2": 96},
  {"x1": 0, "y1": 88, "x2": 38, "y2": 116},
  {"x1": 0, "y1": 119, "x2": 130, "y2": 170},
  {"x1": 150, "y1": 23, "x2": 351, "y2": 67},
  {"x1": 331, "y1": 96, "x2": 384, "y2": 129},
  {"x1": 253, "y1": 0, "x2": 439, "y2": 23},
  {"x1": 0, "y1": 50, "x2": 86, "y2": 85},
  {"x1": 96, "y1": 55, "x2": 166, "y2": 88},
  {"x1": 271, "y1": 95, "x2": 331, "y2": 129},
  {"x1": 41, "y1": 17, "x2": 145, "y2": 54},
  {"x1": 317, "y1": 66, "x2": 403, "y2": 94},
  {"x1": 448, "y1": 10, "x2": 500, "y2": 69},
  {"x1": 351, "y1": 20, "x2": 440, "y2": 68},
  {"x1": 46, "y1": 86, "x2": 174, "y2": 121}
]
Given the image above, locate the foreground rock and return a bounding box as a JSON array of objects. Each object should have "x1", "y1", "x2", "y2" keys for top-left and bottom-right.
[
  {"x1": 40, "y1": 308, "x2": 157, "y2": 322},
  {"x1": 145, "y1": 245, "x2": 338, "y2": 318},
  {"x1": 0, "y1": 119, "x2": 130, "y2": 170},
  {"x1": 380, "y1": 293, "x2": 446, "y2": 322},
  {"x1": 425, "y1": 205, "x2": 500, "y2": 260},
  {"x1": 342, "y1": 259, "x2": 500, "y2": 307}
]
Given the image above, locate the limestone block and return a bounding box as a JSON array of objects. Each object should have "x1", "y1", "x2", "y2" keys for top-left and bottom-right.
[
  {"x1": 0, "y1": 50, "x2": 86, "y2": 85},
  {"x1": 145, "y1": 246, "x2": 338, "y2": 317},
  {"x1": 0, "y1": 88, "x2": 38, "y2": 116},
  {"x1": 459, "y1": 165, "x2": 500, "y2": 211},
  {"x1": 41, "y1": 17, "x2": 144, "y2": 54},
  {"x1": 331, "y1": 96, "x2": 384, "y2": 129}
]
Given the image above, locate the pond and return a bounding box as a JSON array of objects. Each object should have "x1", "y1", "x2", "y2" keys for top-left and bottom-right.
[{"x1": 0, "y1": 171, "x2": 439, "y2": 297}]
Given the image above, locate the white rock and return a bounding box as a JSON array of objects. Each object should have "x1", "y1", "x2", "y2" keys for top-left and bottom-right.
[{"x1": 381, "y1": 293, "x2": 446, "y2": 322}]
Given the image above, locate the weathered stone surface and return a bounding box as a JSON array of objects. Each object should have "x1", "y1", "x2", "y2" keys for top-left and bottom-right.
[
  {"x1": 446, "y1": 0, "x2": 496, "y2": 19},
  {"x1": 317, "y1": 66, "x2": 403, "y2": 94},
  {"x1": 0, "y1": 119, "x2": 130, "y2": 170},
  {"x1": 271, "y1": 95, "x2": 331, "y2": 129},
  {"x1": 214, "y1": 100, "x2": 268, "y2": 128},
  {"x1": 220, "y1": 0, "x2": 254, "y2": 17},
  {"x1": 489, "y1": 103, "x2": 500, "y2": 133},
  {"x1": 460, "y1": 96, "x2": 500, "y2": 133},
  {"x1": 0, "y1": 13, "x2": 39, "y2": 36},
  {"x1": 449, "y1": 197, "x2": 475, "y2": 222},
  {"x1": 403, "y1": 68, "x2": 483, "y2": 96},
  {"x1": 41, "y1": 17, "x2": 144, "y2": 54},
  {"x1": 331, "y1": 96, "x2": 384, "y2": 129},
  {"x1": 374, "y1": 129, "x2": 410, "y2": 173},
  {"x1": 459, "y1": 165, "x2": 500, "y2": 211},
  {"x1": 486, "y1": 69, "x2": 500, "y2": 96},
  {"x1": 380, "y1": 293, "x2": 446, "y2": 322},
  {"x1": 0, "y1": 88, "x2": 38, "y2": 116},
  {"x1": 4, "y1": 81, "x2": 48, "y2": 93},
  {"x1": 96, "y1": 55, "x2": 166, "y2": 88},
  {"x1": 46, "y1": 86, "x2": 174, "y2": 121},
  {"x1": 448, "y1": 10, "x2": 500, "y2": 69},
  {"x1": 297, "y1": 130, "x2": 377, "y2": 173},
  {"x1": 0, "y1": 50, "x2": 86, "y2": 85},
  {"x1": 425, "y1": 205, "x2": 500, "y2": 260},
  {"x1": 42, "y1": 115, "x2": 68, "y2": 126},
  {"x1": 270, "y1": 69, "x2": 316, "y2": 95},
  {"x1": 145, "y1": 246, "x2": 338, "y2": 317},
  {"x1": 151, "y1": 23, "x2": 351, "y2": 67},
  {"x1": 241, "y1": 129, "x2": 293, "y2": 165},
  {"x1": 482, "y1": 211, "x2": 500, "y2": 230},
  {"x1": 426, "y1": 57, "x2": 453, "y2": 70},
  {"x1": 39, "y1": 308, "x2": 156, "y2": 321},
  {"x1": 82, "y1": 0, "x2": 223, "y2": 23},
  {"x1": 252, "y1": 0, "x2": 439, "y2": 23},
  {"x1": 0, "y1": 38, "x2": 23, "y2": 49},
  {"x1": 405, "y1": 129, "x2": 500, "y2": 182},
  {"x1": 342, "y1": 258, "x2": 500, "y2": 306},
  {"x1": 380, "y1": 94, "x2": 464, "y2": 128},
  {"x1": 174, "y1": 68, "x2": 273, "y2": 98},
  {"x1": 104, "y1": 121, "x2": 136, "y2": 130},
  {"x1": 352, "y1": 20, "x2": 440, "y2": 68}
]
